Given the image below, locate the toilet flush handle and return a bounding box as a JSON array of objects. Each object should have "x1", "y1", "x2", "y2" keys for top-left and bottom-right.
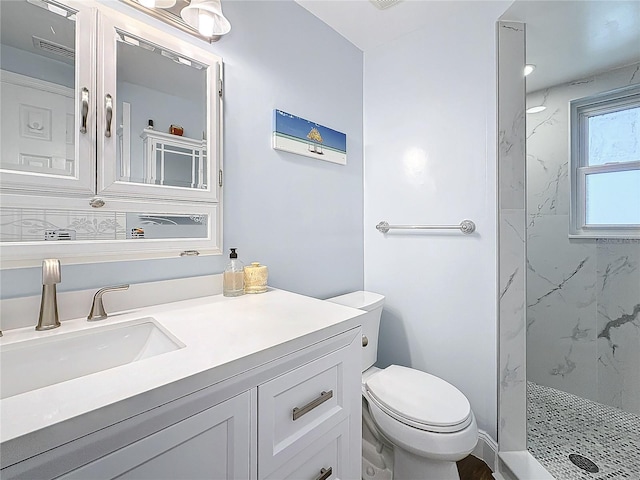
[{"x1": 362, "y1": 335, "x2": 368, "y2": 347}]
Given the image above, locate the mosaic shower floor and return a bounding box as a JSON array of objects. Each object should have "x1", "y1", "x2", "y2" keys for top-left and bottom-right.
[{"x1": 527, "y1": 382, "x2": 640, "y2": 479}]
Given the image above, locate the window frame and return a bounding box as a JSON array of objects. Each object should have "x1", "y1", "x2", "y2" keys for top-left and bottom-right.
[{"x1": 569, "y1": 84, "x2": 640, "y2": 239}]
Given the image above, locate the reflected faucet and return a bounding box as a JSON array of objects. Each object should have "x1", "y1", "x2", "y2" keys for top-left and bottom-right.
[{"x1": 36, "y1": 259, "x2": 61, "y2": 331}]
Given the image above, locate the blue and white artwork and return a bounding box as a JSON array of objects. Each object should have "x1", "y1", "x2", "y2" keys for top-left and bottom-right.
[{"x1": 272, "y1": 110, "x2": 347, "y2": 165}]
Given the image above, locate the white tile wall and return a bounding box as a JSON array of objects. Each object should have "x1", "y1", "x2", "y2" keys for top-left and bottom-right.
[{"x1": 525, "y1": 62, "x2": 640, "y2": 415}]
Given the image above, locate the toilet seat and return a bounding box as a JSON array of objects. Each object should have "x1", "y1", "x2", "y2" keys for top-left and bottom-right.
[{"x1": 365, "y1": 365, "x2": 472, "y2": 433}]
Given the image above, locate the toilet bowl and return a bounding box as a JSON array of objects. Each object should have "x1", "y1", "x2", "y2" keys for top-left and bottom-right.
[{"x1": 326, "y1": 291, "x2": 478, "y2": 480}]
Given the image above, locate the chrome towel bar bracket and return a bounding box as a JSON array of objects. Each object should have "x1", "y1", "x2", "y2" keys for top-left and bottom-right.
[{"x1": 376, "y1": 220, "x2": 476, "y2": 234}]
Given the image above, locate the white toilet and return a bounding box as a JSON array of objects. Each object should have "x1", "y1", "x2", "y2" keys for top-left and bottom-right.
[{"x1": 326, "y1": 291, "x2": 478, "y2": 480}]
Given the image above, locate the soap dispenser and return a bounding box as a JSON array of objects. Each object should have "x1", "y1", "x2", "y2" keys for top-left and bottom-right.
[{"x1": 223, "y1": 248, "x2": 244, "y2": 297}]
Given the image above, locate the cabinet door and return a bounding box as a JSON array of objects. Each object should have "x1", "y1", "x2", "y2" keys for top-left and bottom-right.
[
  {"x1": 96, "y1": 8, "x2": 222, "y2": 204},
  {"x1": 0, "y1": 0, "x2": 96, "y2": 197},
  {"x1": 258, "y1": 332, "x2": 362, "y2": 479},
  {"x1": 264, "y1": 419, "x2": 349, "y2": 480},
  {"x1": 59, "y1": 391, "x2": 251, "y2": 480}
]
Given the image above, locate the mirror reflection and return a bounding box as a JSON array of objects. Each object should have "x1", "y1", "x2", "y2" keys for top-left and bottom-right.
[
  {"x1": 0, "y1": 207, "x2": 209, "y2": 241},
  {"x1": 0, "y1": 0, "x2": 76, "y2": 178},
  {"x1": 116, "y1": 32, "x2": 207, "y2": 189}
]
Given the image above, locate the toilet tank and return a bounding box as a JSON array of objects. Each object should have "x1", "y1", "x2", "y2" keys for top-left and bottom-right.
[{"x1": 325, "y1": 291, "x2": 385, "y2": 372}]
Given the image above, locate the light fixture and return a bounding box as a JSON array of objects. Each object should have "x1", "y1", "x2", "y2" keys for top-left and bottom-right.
[
  {"x1": 181, "y1": 0, "x2": 231, "y2": 37},
  {"x1": 524, "y1": 64, "x2": 536, "y2": 76},
  {"x1": 526, "y1": 106, "x2": 546, "y2": 114}
]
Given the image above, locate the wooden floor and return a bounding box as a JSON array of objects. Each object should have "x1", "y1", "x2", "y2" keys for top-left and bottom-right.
[{"x1": 457, "y1": 454, "x2": 494, "y2": 480}]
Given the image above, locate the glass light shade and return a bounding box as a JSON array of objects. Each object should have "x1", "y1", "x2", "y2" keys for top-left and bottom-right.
[
  {"x1": 180, "y1": 0, "x2": 231, "y2": 36},
  {"x1": 198, "y1": 11, "x2": 215, "y2": 36}
]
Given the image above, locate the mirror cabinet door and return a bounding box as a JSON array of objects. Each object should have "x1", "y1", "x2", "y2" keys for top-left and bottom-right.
[
  {"x1": 0, "y1": 0, "x2": 95, "y2": 196},
  {"x1": 97, "y1": 11, "x2": 220, "y2": 203}
]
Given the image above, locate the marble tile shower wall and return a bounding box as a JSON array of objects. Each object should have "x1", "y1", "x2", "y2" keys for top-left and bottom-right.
[
  {"x1": 497, "y1": 21, "x2": 526, "y2": 452},
  {"x1": 525, "y1": 62, "x2": 640, "y2": 415}
]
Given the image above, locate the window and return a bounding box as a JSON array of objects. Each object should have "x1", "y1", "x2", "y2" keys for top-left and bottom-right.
[{"x1": 570, "y1": 85, "x2": 640, "y2": 238}]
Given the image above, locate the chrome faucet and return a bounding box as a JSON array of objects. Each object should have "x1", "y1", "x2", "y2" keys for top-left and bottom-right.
[
  {"x1": 87, "y1": 285, "x2": 129, "y2": 321},
  {"x1": 36, "y1": 259, "x2": 61, "y2": 331}
]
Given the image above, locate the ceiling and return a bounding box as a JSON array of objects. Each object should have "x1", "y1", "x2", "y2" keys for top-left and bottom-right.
[
  {"x1": 295, "y1": 0, "x2": 460, "y2": 52},
  {"x1": 503, "y1": 1, "x2": 640, "y2": 92},
  {"x1": 295, "y1": 0, "x2": 640, "y2": 92},
  {"x1": 3, "y1": 1, "x2": 639, "y2": 97}
]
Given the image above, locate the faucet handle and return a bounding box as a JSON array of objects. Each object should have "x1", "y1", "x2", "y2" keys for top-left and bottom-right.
[
  {"x1": 87, "y1": 284, "x2": 130, "y2": 321},
  {"x1": 42, "y1": 259, "x2": 61, "y2": 285}
]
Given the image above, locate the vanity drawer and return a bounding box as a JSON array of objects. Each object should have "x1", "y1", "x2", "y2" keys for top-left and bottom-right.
[
  {"x1": 263, "y1": 418, "x2": 349, "y2": 480},
  {"x1": 258, "y1": 344, "x2": 353, "y2": 477}
]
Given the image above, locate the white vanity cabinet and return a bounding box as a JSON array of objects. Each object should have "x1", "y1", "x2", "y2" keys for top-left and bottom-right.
[
  {"x1": 258, "y1": 343, "x2": 358, "y2": 479},
  {"x1": 0, "y1": 327, "x2": 362, "y2": 480},
  {"x1": 59, "y1": 392, "x2": 252, "y2": 480}
]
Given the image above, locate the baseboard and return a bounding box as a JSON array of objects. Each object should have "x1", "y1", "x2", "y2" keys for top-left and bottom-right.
[
  {"x1": 497, "y1": 451, "x2": 554, "y2": 479},
  {"x1": 472, "y1": 429, "x2": 498, "y2": 472}
]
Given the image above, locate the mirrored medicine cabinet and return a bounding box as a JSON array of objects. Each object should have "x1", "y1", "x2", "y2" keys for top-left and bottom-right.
[{"x1": 0, "y1": 0, "x2": 223, "y2": 267}]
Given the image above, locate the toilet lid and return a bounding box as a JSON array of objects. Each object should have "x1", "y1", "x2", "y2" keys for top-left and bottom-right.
[{"x1": 365, "y1": 365, "x2": 472, "y2": 433}]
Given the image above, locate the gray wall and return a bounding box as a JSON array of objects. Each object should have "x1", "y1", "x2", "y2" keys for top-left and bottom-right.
[{"x1": 0, "y1": 0, "x2": 364, "y2": 300}]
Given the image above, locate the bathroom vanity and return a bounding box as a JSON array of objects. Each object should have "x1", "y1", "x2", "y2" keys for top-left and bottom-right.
[{"x1": 0, "y1": 288, "x2": 364, "y2": 479}]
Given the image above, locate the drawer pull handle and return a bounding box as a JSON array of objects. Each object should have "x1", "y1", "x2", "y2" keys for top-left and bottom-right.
[
  {"x1": 314, "y1": 467, "x2": 332, "y2": 480},
  {"x1": 292, "y1": 390, "x2": 333, "y2": 421}
]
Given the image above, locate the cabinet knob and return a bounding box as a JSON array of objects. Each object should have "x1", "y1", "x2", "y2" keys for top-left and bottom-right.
[
  {"x1": 89, "y1": 197, "x2": 105, "y2": 208},
  {"x1": 362, "y1": 335, "x2": 369, "y2": 347}
]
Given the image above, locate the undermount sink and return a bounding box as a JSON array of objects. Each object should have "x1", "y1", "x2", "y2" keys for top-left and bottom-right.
[{"x1": 0, "y1": 318, "x2": 184, "y2": 400}]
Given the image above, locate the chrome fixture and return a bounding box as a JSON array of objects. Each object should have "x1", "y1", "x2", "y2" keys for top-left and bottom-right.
[
  {"x1": 292, "y1": 390, "x2": 334, "y2": 421},
  {"x1": 119, "y1": 0, "x2": 231, "y2": 42},
  {"x1": 36, "y1": 259, "x2": 61, "y2": 331},
  {"x1": 376, "y1": 220, "x2": 476, "y2": 234},
  {"x1": 87, "y1": 285, "x2": 130, "y2": 321}
]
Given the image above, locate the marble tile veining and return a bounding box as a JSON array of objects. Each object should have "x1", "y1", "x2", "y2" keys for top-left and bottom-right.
[
  {"x1": 526, "y1": 62, "x2": 640, "y2": 415},
  {"x1": 497, "y1": 20, "x2": 527, "y2": 452}
]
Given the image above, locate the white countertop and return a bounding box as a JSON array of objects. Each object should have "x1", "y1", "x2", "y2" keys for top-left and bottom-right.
[{"x1": 0, "y1": 288, "x2": 364, "y2": 451}]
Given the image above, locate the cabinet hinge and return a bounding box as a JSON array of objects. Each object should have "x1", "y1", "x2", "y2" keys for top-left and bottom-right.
[
  {"x1": 218, "y1": 78, "x2": 223, "y2": 98},
  {"x1": 218, "y1": 169, "x2": 223, "y2": 187}
]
